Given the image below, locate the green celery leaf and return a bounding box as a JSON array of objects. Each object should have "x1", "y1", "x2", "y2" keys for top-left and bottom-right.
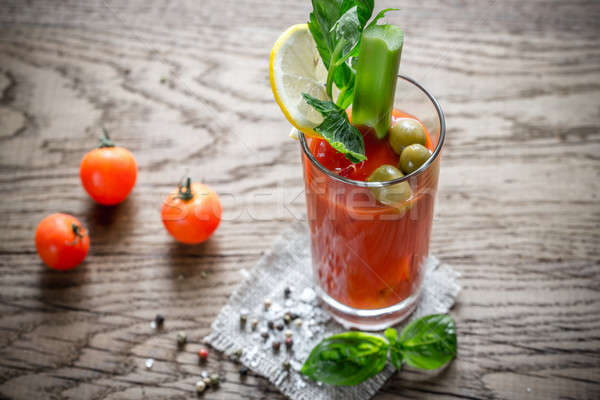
[
  {"x1": 308, "y1": 0, "x2": 374, "y2": 107},
  {"x1": 303, "y1": 93, "x2": 366, "y2": 163},
  {"x1": 301, "y1": 331, "x2": 388, "y2": 386},
  {"x1": 398, "y1": 314, "x2": 457, "y2": 370},
  {"x1": 332, "y1": 6, "x2": 362, "y2": 62},
  {"x1": 308, "y1": 0, "x2": 344, "y2": 69},
  {"x1": 366, "y1": 8, "x2": 400, "y2": 29},
  {"x1": 341, "y1": 0, "x2": 374, "y2": 26}
]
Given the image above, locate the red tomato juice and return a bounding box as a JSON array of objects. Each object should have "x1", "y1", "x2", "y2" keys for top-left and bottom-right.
[{"x1": 303, "y1": 110, "x2": 439, "y2": 309}]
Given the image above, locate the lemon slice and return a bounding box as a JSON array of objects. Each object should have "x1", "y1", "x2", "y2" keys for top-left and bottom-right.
[{"x1": 270, "y1": 24, "x2": 328, "y2": 138}]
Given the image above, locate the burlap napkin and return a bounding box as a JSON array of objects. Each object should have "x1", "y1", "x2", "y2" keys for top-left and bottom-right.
[{"x1": 204, "y1": 221, "x2": 460, "y2": 400}]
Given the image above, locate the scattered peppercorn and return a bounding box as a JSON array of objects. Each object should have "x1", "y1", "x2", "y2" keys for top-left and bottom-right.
[
  {"x1": 176, "y1": 331, "x2": 187, "y2": 348},
  {"x1": 284, "y1": 287, "x2": 291, "y2": 298},
  {"x1": 264, "y1": 298, "x2": 272, "y2": 310},
  {"x1": 209, "y1": 373, "x2": 220, "y2": 386},
  {"x1": 285, "y1": 337, "x2": 293, "y2": 348},
  {"x1": 272, "y1": 340, "x2": 281, "y2": 351},
  {"x1": 195, "y1": 380, "x2": 206, "y2": 393},
  {"x1": 198, "y1": 348, "x2": 208, "y2": 362},
  {"x1": 282, "y1": 360, "x2": 291, "y2": 371},
  {"x1": 239, "y1": 310, "x2": 248, "y2": 325},
  {"x1": 283, "y1": 313, "x2": 292, "y2": 325},
  {"x1": 155, "y1": 314, "x2": 165, "y2": 328},
  {"x1": 232, "y1": 349, "x2": 242, "y2": 362},
  {"x1": 267, "y1": 320, "x2": 274, "y2": 330},
  {"x1": 260, "y1": 329, "x2": 269, "y2": 339},
  {"x1": 250, "y1": 318, "x2": 258, "y2": 330},
  {"x1": 239, "y1": 366, "x2": 249, "y2": 377},
  {"x1": 276, "y1": 322, "x2": 284, "y2": 331}
]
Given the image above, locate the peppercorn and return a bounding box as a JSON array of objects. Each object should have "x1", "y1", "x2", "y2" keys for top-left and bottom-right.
[
  {"x1": 250, "y1": 318, "x2": 258, "y2": 330},
  {"x1": 267, "y1": 320, "x2": 274, "y2": 330},
  {"x1": 232, "y1": 349, "x2": 242, "y2": 362},
  {"x1": 276, "y1": 322, "x2": 284, "y2": 331},
  {"x1": 240, "y1": 310, "x2": 248, "y2": 325},
  {"x1": 195, "y1": 380, "x2": 206, "y2": 393},
  {"x1": 260, "y1": 329, "x2": 269, "y2": 339},
  {"x1": 282, "y1": 360, "x2": 291, "y2": 371},
  {"x1": 285, "y1": 337, "x2": 293, "y2": 349},
  {"x1": 176, "y1": 331, "x2": 187, "y2": 348},
  {"x1": 209, "y1": 373, "x2": 220, "y2": 386},
  {"x1": 272, "y1": 340, "x2": 281, "y2": 352},
  {"x1": 283, "y1": 312, "x2": 292, "y2": 325},
  {"x1": 198, "y1": 348, "x2": 208, "y2": 362},
  {"x1": 264, "y1": 298, "x2": 272, "y2": 310},
  {"x1": 239, "y1": 366, "x2": 249, "y2": 377},
  {"x1": 284, "y1": 287, "x2": 291, "y2": 298},
  {"x1": 155, "y1": 314, "x2": 164, "y2": 328}
]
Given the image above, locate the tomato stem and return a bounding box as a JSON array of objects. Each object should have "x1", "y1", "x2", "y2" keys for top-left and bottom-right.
[
  {"x1": 99, "y1": 128, "x2": 116, "y2": 148},
  {"x1": 177, "y1": 177, "x2": 194, "y2": 201},
  {"x1": 71, "y1": 223, "x2": 85, "y2": 242}
]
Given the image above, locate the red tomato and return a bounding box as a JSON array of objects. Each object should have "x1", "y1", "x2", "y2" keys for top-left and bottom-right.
[
  {"x1": 161, "y1": 178, "x2": 222, "y2": 244},
  {"x1": 35, "y1": 213, "x2": 89, "y2": 270},
  {"x1": 80, "y1": 131, "x2": 137, "y2": 205}
]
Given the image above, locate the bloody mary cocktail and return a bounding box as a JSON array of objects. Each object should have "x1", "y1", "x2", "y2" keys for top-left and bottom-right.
[
  {"x1": 268, "y1": 2, "x2": 445, "y2": 328},
  {"x1": 300, "y1": 76, "x2": 445, "y2": 329}
]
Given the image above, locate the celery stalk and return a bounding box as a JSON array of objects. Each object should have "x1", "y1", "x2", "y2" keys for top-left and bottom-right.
[{"x1": 350, "y1": 25, "x2": 404, "y2": 139}]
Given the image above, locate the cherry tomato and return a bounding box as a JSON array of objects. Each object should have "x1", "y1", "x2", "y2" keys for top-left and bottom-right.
[
  {"x1": 161, "y1": 178, "x2": 222, "y2": 244},
  {"x1": 35, "y1": 213, "x2": 89, "y2": 270},
  {"x1": 80, "y1": 130, "x2": 137, "y2": 205}
]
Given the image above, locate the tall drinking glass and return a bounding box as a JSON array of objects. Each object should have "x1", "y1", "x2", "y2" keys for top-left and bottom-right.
[{"x1": 299, "y1": 75, "x2": 445, "y2": 330}]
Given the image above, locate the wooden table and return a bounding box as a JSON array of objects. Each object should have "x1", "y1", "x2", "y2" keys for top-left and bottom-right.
[{"x1": 1, "y1": 0, "x2": 599, "y2": 399}]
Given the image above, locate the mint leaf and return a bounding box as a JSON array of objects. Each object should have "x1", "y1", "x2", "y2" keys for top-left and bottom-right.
[
  {"x1": 398, "y1": 314, "x2": 457, "y2": 370},
  {"x1": 301, "y1": 332, "x2": 388, "y2": 386},
  {"x1": 302, "y1": 93, "x2": 366, "y2": 163},
  {"x1": 366, "y1": 7, "x2": 400, "y2": 28}
]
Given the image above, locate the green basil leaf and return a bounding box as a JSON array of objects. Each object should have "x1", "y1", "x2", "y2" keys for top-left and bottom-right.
[
  {"x1": 398, "y1": 314, "x2": 457, "y2": 370},
  {"x1": 389, "y1": 346, "x2": 404, "y2": 369},
  {"x1": 301, "y1": 331, "x2": 388, "y2": 386},
  {"x1": 366, "y1": 8, "x2": 400, "y2": 29},
  {"x1": 384, "y1": 328, "x2": 398, "y2": 344},
  {"x1": 302, "y1": 93, "x2": 366, "y2": 163}
]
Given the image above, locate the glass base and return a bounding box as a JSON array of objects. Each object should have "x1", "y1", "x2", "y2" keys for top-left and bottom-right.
[{"x1": 316, "y1": 287, "x2": 421, "y2": 331}]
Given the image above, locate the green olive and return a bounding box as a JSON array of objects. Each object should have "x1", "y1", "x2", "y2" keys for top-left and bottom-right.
[
  {"x1": 367, "y1": 165, "x2": 412, "y2": 206},
  {"x1": 399, "y1": 144, "x2": 432, "y2": 174},
  {"x1": 389, "y1": 118, "x2": 426, "y2": 155}
]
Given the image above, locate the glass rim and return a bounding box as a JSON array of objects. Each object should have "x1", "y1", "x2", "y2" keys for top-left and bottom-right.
[{"x1": 299, "y1": 74, "x2": 446, "y2": 188}]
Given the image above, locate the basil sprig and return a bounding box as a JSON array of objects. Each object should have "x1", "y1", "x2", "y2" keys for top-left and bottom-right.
[{"x1": 301, "y1": 314, "x2": 457, "y2": 386}]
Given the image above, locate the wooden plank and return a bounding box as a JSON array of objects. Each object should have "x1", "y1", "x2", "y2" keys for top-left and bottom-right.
[{"x1": 0, "y1": 0, "x2": 599, "y2": 398}]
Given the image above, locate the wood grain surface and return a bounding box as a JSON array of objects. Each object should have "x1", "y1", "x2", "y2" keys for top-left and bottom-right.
[{"x1": 1, "y1": 0, "x2": 599, "y2": 399}]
